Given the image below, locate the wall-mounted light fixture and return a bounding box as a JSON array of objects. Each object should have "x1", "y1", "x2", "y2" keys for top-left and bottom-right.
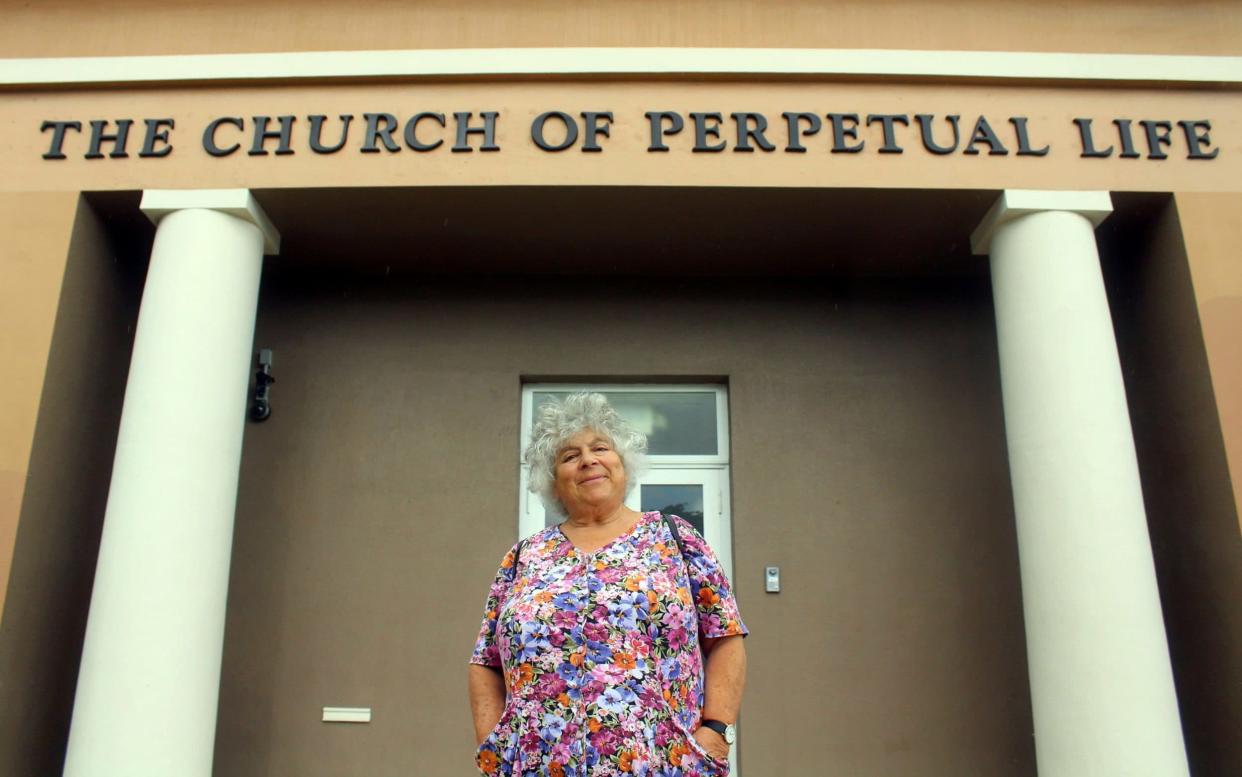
[{"x1": 250, "y1": 348, "x2": 275, "y2": 421}]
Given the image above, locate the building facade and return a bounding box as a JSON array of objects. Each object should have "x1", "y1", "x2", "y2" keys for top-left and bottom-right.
[{"x1": 1, "y1": 2, "x2": 1241, "y2": 776}]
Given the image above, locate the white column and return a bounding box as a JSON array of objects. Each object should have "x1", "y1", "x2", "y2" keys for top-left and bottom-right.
[
  {"x1": 972, "y1": 190, "x2": 1189, "y2": 777},
  {"x1": 63, "y1": 190, "x2": 279, "y2": 777}
]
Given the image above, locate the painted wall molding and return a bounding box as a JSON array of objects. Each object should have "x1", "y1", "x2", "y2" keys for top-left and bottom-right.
[{"x1": 2, "y1": 47, "x2": 1241, "y2": 89}]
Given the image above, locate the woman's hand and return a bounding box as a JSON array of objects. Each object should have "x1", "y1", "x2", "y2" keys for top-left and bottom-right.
[
  {"x1": 691, "y1": 635, "x2": 745, "y2": 763},
  {"x1": 695, "y1": 635, "x2": 746, "y2": 759},
  {"x1": 692, "y1": 725, "x2": 731, "y2": 762}
]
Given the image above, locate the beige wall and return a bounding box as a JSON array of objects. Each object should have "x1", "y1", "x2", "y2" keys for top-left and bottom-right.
[
  {"x1": 0, "y1": 191, "x2": 80, "y2": 620},
  {"x1": 0, "y1": 194, "x2": 145, "y2": 777},
  {"x1": 1098, "y1": 194, "x2": 1242, "y2": 774},
  {"x1": 2, "y1": 0, "x2": 1240, "y2": 57},
  {"x1": 1172, "y1": 192, "x2": 1242, "y2": 529},
  {"x1": 3, "y1": 81, "x2": 1240, "y2": 195}
]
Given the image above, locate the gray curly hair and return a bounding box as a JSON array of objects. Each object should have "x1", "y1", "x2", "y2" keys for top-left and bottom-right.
[{"x1": 526, "y1": 392, "x2": 649, "y2": 518}]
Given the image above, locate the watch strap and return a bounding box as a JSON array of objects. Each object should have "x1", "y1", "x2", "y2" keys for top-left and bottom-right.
[{"x1": 700, "y1": 719, "x2": 730, "y2": 737}]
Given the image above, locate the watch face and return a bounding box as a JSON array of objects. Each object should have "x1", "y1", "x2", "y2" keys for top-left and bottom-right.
[{"x1": 724, "y1": 724, "x2": 736, "y2": 745}]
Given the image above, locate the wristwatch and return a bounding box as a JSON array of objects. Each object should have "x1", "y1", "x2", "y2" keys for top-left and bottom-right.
[{"x1": 700, "y1": 719, "x2": 736, "y2": 745}]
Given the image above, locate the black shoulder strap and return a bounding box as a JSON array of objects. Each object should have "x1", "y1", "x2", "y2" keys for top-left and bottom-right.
[
  {"x1": 662, "y1": 513, "x2": 688, "y2": 560},
  {"x1": 663, "y1": 515, "x2": 702, "y2": 638}
]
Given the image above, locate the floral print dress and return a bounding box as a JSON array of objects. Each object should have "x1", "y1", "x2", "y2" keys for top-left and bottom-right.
[{"x1": 470, "y1": 511, "x2": 748, "y2": 777}]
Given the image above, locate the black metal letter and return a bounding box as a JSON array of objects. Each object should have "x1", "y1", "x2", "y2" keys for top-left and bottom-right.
[
  {"x1": 691, "y1": 112, "x2": 727, "y2": 152},
  {"x1": 732, "y1": 112, "x2": 775, "y2": 152},
  {"x1": 1111, "y1": 119, "x2": 1141, "y2": 159},
  {"x1": 453, "y1": 111, "x2": 500, "y2": 152},
  {"x1": 531, "y1": 111, "x2": 579, "y2": 152},
  {"x1": 581, "y1": 111, "x2": 613, "y2": 152},
  {"x1": 1141, "y1": 120, "x2": 1173, "y2": 160},
  {"x1": 1179, "y1": 120, "x2": 1219, "y2": 160},
  {"x1": 203, "y1": 117, "x2": 244, "y2": 157},
  {"x1": 249, "y1": 115, "x2": 295, "y2": 156},
  {"x1": 403, "y1": 112, "x2": 444, "y2": 151},
  {"x1": 40, "y1": 120, "x2": 82, "y2": 159},
  {"x1": 963, "y1": 116, "x2": 1009, "y2": 156},
  {"x1": 138, "y1": 118, "x2": 174, "y2": 158},
  {"x1": 86, "y1": 119, "x2": 133, "y2": 159},
  {"x1": 645, "y1": 111, "x2": 684, "y2": 152},
  {"x1": 361, "y1": 113, "x2": 402, "y2": 153},
  {"x1": 916, "y1": 114, "x2": 961, "y2": 155},
  {"x1": 782, "y1": 112, "x2": 821, "y2": 153},
  {"x1": 865, "y1": 114, "x2": 909, "y2": 154},
  {"x1": 827, "y1": 113, "x2": 864, "y2": 153},
  {"x1": 309, "y1": 114, "x2": 354, "y2": 154},
  {"x1": 1010, "y1": 117, "x2": 1049, "y2": 157},
  {"x1": 1073, "y1": 118, "x2": 1113, "y2": 158}
]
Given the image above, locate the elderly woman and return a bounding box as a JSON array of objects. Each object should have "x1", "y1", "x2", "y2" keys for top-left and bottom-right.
[{"x1": 468, "y1": 393, "x2": 748, "y2": 776}]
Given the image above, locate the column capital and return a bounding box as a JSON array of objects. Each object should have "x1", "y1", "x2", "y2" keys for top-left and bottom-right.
[
  {"x1": 971, "y1": 189, "x2": 1113, "y2": 255},
  {"x1": 140, "y1": 188, "x2": 280, "y2": 255}
]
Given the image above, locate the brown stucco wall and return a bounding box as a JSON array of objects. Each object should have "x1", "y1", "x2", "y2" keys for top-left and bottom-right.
[
  {"x1": 2, "y1": 0, "x2": 1240, "y2": 57},
  {"x1": 0, "y1": 194, "x2": 145, "y2": 777},
  {"x1": 215, "y1": 206, "x2": 1032, "y2": 774}
]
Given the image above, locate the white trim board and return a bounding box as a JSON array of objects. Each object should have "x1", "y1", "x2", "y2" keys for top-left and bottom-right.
[{"x1": 1, "y1": 48, "x2": 1241, "y2": 88}]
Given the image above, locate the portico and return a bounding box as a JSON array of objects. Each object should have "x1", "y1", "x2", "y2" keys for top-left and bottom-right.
[{"x1": 38, "y1": 182, "x2": 1195, "y2": 776}]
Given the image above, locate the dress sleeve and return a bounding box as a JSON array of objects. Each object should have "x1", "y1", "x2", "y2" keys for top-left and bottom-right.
[
  {"x1": 468, "y1": 543, "x2": 520, "y2": 667},
  {"x1": 670, "y1": 515, "x2": 748, "y2": 639}
]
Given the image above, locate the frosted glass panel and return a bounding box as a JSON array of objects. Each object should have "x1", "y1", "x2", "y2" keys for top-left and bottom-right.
[
  {"x1": 641, "y1": 485, "x2": 705, "y2": 535},
  {"x1": 531, "y1": 391, "x2": 717, "y2": 455}
]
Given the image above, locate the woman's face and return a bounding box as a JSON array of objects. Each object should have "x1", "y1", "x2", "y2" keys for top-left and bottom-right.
[{"x1": 553, "y1": 429, "x2": 627, "y2": 516}]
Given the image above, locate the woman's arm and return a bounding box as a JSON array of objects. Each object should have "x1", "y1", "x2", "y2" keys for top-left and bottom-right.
[
  {"x1": 468, "y1": 664, "x2": 507, "y2": 745},
  {"x1": 693, "y1": 635, "x2": 747, "y2": 760}
]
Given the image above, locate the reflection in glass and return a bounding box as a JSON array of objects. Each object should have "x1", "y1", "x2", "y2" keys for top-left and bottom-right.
[
  {"x1": 641, "y1": 485, "x2": 704, "y2": 535},
  {"x1": 531, "y1": 391, "x2": 717, "y2": 455}
]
